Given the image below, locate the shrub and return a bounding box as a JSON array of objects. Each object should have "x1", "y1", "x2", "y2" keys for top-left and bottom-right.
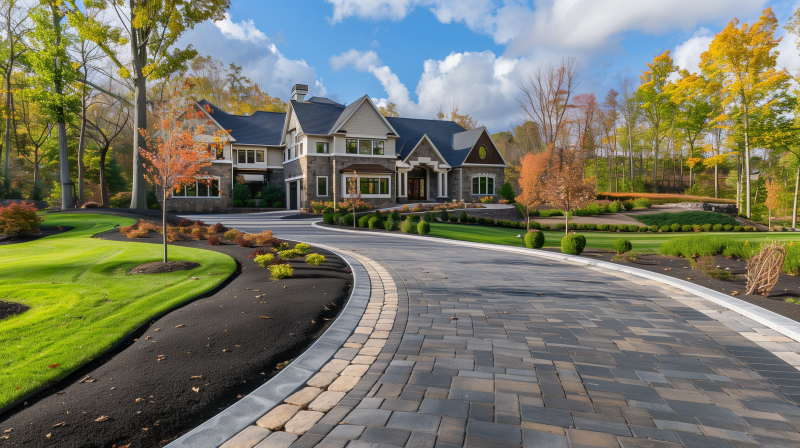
[
  {"x1": 165, "y1": 227, "x2": 186, "y2": 242},
  {"x1": 477, "y1": 217, "x2": 494, "y2": 226},
  {"x1": 499, "y1": 182, "x2": 515, "y2": 202},
  {"x1": 723, "y1": 224, "x2": 733, "y2": 231},
  {"x1": 623, "y1": 201, "x2": 634, "y2": 211},
  {"x1": 439, "y1": 209, "x2": 449, "y2": 222},
  {"x1": 554, "y1": 223, "x2": 566, "y2": 230},
  {"x1": 584, "y1": 223, "x2": 597, "y2": 231},
  {"x1": 191, "y1": 226, "x2": 208, "y2": 240},
  {"x1": 306, "y1": 253, "x2": 325, "y2": 266},
  {"x1": 408, "y1": 214, "x2": 421, "y2": 222},
  {"x1": 745, "y1": 226, "x2": 756, "y2": 232},
  {"x1": 82, "y1": 201, "x2": 100, "y2": 209},
  {"x1": 333, "y1": 213, "x2": 342, "y2": 225},
  {"x1": 418, "y1": 221, "x2": 430, "y2": 234},
  {"x1": 597, "y1": 224, "x2": 608, "y2": 231},
  {"x1": 178, "y1": 218, "x2": 193, "y2": 227},
  {"x1": 423, "y1": 211, "x2": 434, "y2": 222},
  {"x1": 232, "y1": 184, "x2": 251, "y2": 203},
  {"x1": 323, "y1": 213, "x2": 335, "y2": 224},
  {"x1": 723, "y1": 240, "x2": 759, "y2": 259},
  {"x1": 279, "y1": 249, "x2": 301, "y2": 259},
  {"x1": 607, "y1": 201, "x2": 623, "y2": 213},
  {"x1": 109, "y1": 191, "x2": 132, "y2": 208},
  {"x1": 635, "y1": 211, "x2": 738, "y2": 227},
  {"x1": 608, "y1": 225, "x2": 618, "y2": 232},
  {"x1": 0, "y1": 202, "x2": 43, "y2": 235},
  {"x1": 272, "y1": 201, "x2": 283, "y2": 208},
  {"x1": 480, "y1": 196, "x2": 493, "y2": 204},
  {"x1": 224, "y1": 229, "x2": 242, "y2": 241},
  {"x1": 649, "y1": 225, "x2": 658, "y2": 232},
  {"x1": 639, "y1": 226, "x2": 649, "y2": 232},
  {"x1": 342, "y1": 214, "x2": 354, "y2": 226},
  {"x1": 384, "y1": 219, "x2": 400, "y2": 231},
  {"x1": 627, "y1": 225, "x2": 639, "y2": 232},
  {"x1": 561, "y1": 233, "x2": 587, "y2": 255},
  {"x1": 262, "y1": 185, "x2": 284, "y2": 206},
  {"x1": 692, "y1": 224, "x2": 701, "y2": 232},
  {"x1": 783, "y1": 243, "x2": 800, "y2": 276},
  {"x1": 389, "y1": 210, "x2": 400, "y2": 221},
  {"x1": 681, "y1": 225, "x2": 692, "y2": 232},
  {"x1": 233, "y1": 200, "x2": 244, "y2": 207},
  {"x1": 539, "y1": 209, "x2": 563, "y2": 218},
  {"x1": 401, "y1": 219, "x2": 418, "y2": 234},
  {"x1": 734, "y1": 225, "x2": 743, "y2": 232},
  {"x1": 368, "y1": 216, "x2": 383, "y2": 229},
  {"x1": 358, "y1": 215, "x2": 371, "y2": 228},
  {"x1": 276, "y1": 242, "x2": 290, "y2": 251},
  {"x1": 540, "y1": 224, "x2": 550, "y2": 230},
  {"x1": 270, "y1": 263, "x2": 293, "y2": 279},
  {"x1": 670, "y1": 223, "x2": 681, "y2": 232},
  {"x1": 127, "y1": 228, "x2": 150, "y2": 238},
  {"x1": 700, "y1": 224, "x2": 712, "y2": 232},
  {"x1": 659, "y1": 225, "x2": 670, "y2": 233},
  {"x1": 208, "y1": 236, "x2": 221, "y2": 246},
  {"x1": 633, "y1": 198, "x2": 652, "y2": 209},
  {"x1": 210, "y1": 222, "x2": 228, "y2": 233},
  {"x1": 524, "y1": 230, "x2": 545, "y2": 249},
  {"x1": 294, "y1": 243, "x2": 311, "y2": 254},
  {"x1": 449, "y1": 216, "x2": 458, "y2": 223},
  {"x1": 460, "y1": 211, "x2": 469, "y2": 222},
  {"x1": 712, "y1": 224, "x2": 723, "y2": 232},
  {"x1": 660, "y1": 235, "x2": 733, "y2": 258},
  {"x1": 587, "y1": 203, "x2": 605, "y2": 215},
  {"x1": 235, "y1": 233, "x2": 257, "y2": 248},
  {"x1": 613, "y1": 239, "x2": 633, "y2": 254},
  {"x1": 255, "y1": 254, "x2": 275, "y2": 267}
]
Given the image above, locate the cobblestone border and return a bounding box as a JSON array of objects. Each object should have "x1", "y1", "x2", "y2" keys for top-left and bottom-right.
[
  {"x1": 166, "y1": 245, "x2": 371, "y2": 448},
  {"x1": 313, "y1": 222, "x2": 800, "y2": 344}
]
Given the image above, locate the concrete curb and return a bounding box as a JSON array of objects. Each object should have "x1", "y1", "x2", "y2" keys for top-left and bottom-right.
[
  {"x1": 313, "y1": 222, "x2": 800, "y2": 343},
  {"x1": 166, "y1": 246, "x2": 370, "y2": 448}
]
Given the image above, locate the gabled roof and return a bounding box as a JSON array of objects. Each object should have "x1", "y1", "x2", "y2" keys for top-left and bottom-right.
[
  {"x1": 198, "y1": 100, "x2": 285, "y2": 146},
  {"x1": 387, "y1": 117, "x2": 468, "y2": 166},
  {"x1": 452, "y1": 127, "x2": 486, "y2": 152},
  {"x1": 307, "y1": 97, "x2": 343, "y2": 105},
  {"x1": 290, "y1": 100, "x2": 347, "y2": 135},
  {"x1": 327, "y1": 95, "x2": 399, "y2": 136}
]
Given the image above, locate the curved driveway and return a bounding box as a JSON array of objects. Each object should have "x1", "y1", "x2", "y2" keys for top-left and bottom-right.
[{"x1": 182, "y1": 211, "x2": 800, "y2": 448}]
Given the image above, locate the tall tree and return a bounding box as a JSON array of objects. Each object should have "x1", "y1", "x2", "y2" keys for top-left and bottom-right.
[
  {"x1": 86, "y1": 94, "x2": 130, "y2": 207},
  {"x1": 0, "y1": 0, "x2": 30, "y2": 193},
  {"x1": 541, "y1": 151, "x2": 596, "y2": 235},
  {"x1": 700, "y1": 7, "x2": 790, "y2": 217},
  {"x1": 637, "y1": 50, "x2": 677, "y2": 190},
  {"x1": 616, "y1": 77, "x2": 640, "y2": 191},
  {"x1": 27, "y1": 0, "x2": 81, "y2": 209},
  {"x1": 516, "y1": 150, "x2": 550, "y2": 231},
  {"x1": 671, "y1": 70, "x2": 713, "y2": 190},
  {"x1": 65, "y1": 0, "x2": 230, "y2": 209}
]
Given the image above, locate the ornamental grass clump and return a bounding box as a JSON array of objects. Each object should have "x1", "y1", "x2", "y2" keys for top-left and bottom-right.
[
  {"x1": 783, "y1": 243, "x2": 800, "y2": 276},
  {"x1": 401, "y1": 219, "x2": 418, "y2": 234},
  {"x1": 294, "y1": 243, "x2": 311, "y2": 254},
  {"x1": 418, "y1": 221, "x2": 431, "y2": 234},
  {"x1": 306, "y1": 253, "x2": 325, "y2": 266},
  {"x1": 255, "y1": 254, "x2": 275, "y2": 267},
  {"x1": 561, "y1": 233, "x2": 587, "y2": 255},
  {"x1": 270, "y1": 263, "x2": 293, "y2": 279},
  {"x1": 613, "y1": 239, "x2": 632, "y2": 254},
  {"x1": 524, "y1": 230, "x2": 545, "y2": 249}
]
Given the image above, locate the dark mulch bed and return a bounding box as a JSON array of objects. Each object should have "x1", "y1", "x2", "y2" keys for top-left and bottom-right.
[
  {"x1": 130, "y1": 261, "x2": 201, "y2": 275},
  {"x1": 0, "y1": 300, "x2": 29, "y2": 321},
  {"x1": 0, "y1": 231, "x2": 352, "y2": 448},
  {"x1": 574, "y1": 248, "x2": 800, "y2": 323},
  {"x1": 0, "y1": 226, "x2": 74, "y2": 246}
]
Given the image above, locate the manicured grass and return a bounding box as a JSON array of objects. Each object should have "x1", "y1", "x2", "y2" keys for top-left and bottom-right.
[
  {"x1": 0, "y1": 214, "x2": 236, "y2": 408},
  {"x1": 427, "y1": 222, "x2": 800, "y2": 253},
  {"x1": 634, "y1": 211, "x2": 739, "y2": 227}
]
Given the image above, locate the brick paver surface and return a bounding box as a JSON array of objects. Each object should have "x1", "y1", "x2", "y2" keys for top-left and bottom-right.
[{"x1": 182, "y1": 213, "x2": 800, "y2": 448}]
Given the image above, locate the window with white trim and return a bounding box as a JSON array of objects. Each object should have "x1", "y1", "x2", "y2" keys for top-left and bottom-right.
[
  {"x1": 256, "y1": 151, "x2": 264, "y2": 162},
  {"x1": 471, "y1": 175, "x2": 494, "y2": 195},
  {"x1": 344, "y1": 175, "x2": 391, "y2": 196},
  {"x1": 316, "y1": 142, "x2": 329, "y2": 154},
  {"x1": 172, "y1": 178, "x2": 221, "y2": 198},
  {"x1": 317, "y1": 176, "x2": 328, "y2": 196},
  {"x1": 346, "y1": 139, "x2": 357, "y2": 154}
]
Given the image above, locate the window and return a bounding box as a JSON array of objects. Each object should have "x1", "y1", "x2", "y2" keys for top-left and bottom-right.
[
  {"x1": 479, "y1": 145, "x2": 487, "y2": 159},
  {"x1": 317, "y1": 177, "x2": 328, "y2": 196},
  {"x1": 374, "y1": 140, "x2": 384, "y2": 155},
  {"x1": 359, "y1": 140, "x2": 372, "y2": 155},
  {"x1": 256, "y1": 151, "x2": 264, "y2": 163},
  {"x1": 172, "y1": 179, "x2": 221, "y2": 198},
  {"x1": 237, "y1": 150, "x2": 246, "y2": 163},
  {"x1": 359, "y1": 178, "x2": 388, "y2": 195},
  {"x1": 317, "y1": 142, "x2": 329, "y2": 154},
  {"x1": 245, "y1": 150, "x2": 255, "y2": 164},
  {"x1": 346, "y1": 139, "x2": 357, "y2": 154},
  {"x1": 471, "y1": 175, "x2": 495, "y2": 195}
]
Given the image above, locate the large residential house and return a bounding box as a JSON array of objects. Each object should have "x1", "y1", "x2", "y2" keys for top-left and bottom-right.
[{"x1": 166, "y1": 84, "x2": 507, "y2": 213}]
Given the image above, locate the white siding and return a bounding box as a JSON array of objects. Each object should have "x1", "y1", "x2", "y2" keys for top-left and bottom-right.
[
  {"x1": 343, "y1": 103, "x2": 391, "y2": 137},
  {"x1": 267, "y1": 148, "x2": 283, "y2": 166}
]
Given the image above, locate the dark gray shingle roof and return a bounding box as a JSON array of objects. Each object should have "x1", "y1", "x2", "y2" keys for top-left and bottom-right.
[
  {"x1": 387, "y1": 117, "x2": 479, "y2": 167},
  {"x1": 290, "y1": 100, "x2": 347, "y2": 135},
  {"x1": 198, "y1": 100, "x2": 285, "y2": 146},
  {"x1": 307, "y1": 97, "x2": 343, "y2": 105}
]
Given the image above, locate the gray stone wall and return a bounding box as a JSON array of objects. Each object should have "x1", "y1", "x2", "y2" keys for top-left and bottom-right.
[
  {"x1": 161, "y1": 163, "x2": 232, "y2": 213},
  {"x1": 455, "y1": 166, "x2": 505, "y2": 203},
  {"x1": 327, "y1": 156, "x2": 397, "y2": 208},
  {"x1": 283, "y1": 159, "x2": 302, "y2": 180}
]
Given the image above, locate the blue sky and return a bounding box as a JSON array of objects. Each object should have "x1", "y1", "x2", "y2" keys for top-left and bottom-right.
[{"x1": 178, "y1": 0, "x2": 800, "y2": 133}]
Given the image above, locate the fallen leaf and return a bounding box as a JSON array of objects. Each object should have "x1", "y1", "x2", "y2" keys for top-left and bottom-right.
[
  {"x1": 95, "y1": 416, "x2": 108, "y2": 422},
  {"x1": 254, "y1": 290, "x2": 259, "y2": 292},
  {"x1": 175, "y1": 324, "x2": 185, "y2": 328},
  {"x1": 663, "y1": 268, "x2": 671, "y2": 271},
  {"x1": 156, "y1": 355, "x2": 166, "y2": 361},
  {"x1": 119, "y1": 445, "x2": 131, "y2": 448},
  {"x1": 46, "y1": 433, "x2": 51, "y2": 438},
  {"x1": 142, "y1": 428, "x2": 148, "y2": 431},
  {"x1": 47, "y1": 364, "x2": 61, "y2": 369},
  {"x1": 135, "y1": 398, "x2": 144, "y2": 403},
  {"x1": 259, "y1": 316, "x2": 270, "y2": 319},
  {"x1": 192, "y1": 387, "x2": 200, "y2": 393},
  {"x1": 4, "y1": 429, "x2": 12, "y2": 434},
  {"x1": 191, "y1": 375, "x2": 203, "y2": 379},
  {"x1": 153, "y1": 328, "x2": 160, "y2": 332},
  {"x1": 145, "y1": 336, "x2": 152, "y2": 340},
  {"x1": 451, "y1": 317, "x2": 458, "y2": 320},
  {"x1": 51, "y1": 422, "x2": 66, "y2": 428},
  {"x1": 732, "y1": 291, "x2": 739, "y2": 296},
  {"x1": 222, "y1": 349, "x2": 230, "y2": 352},
  {"x1": 191, "y1": 277, "x2": 199, "y2": 280}
]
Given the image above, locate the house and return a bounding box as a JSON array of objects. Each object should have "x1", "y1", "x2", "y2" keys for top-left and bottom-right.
[{"x1": 165, "y1": 84, "x2": 507, "y2": 212}]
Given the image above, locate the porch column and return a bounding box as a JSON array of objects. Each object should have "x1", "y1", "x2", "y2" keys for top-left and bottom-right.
[
  {"x1": 444, "y1": 171, "x2": 448, "y2": 197},
  {"x1": 437, "y1": 172, "x2": 443, "y2": 197}
]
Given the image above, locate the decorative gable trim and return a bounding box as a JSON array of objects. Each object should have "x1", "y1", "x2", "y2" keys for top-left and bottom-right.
[
  {"x1": 402, "y1": 134, "x2": 451, "y2": 169},
  {"x1": 330, "y1": 95, "x2": 399, "y2": 137},
  {"x1": 460, "y1": 128, "x2": 508, "y2": 167},
  {"x1": 281, "y1": 102, "x2": 303, "y2": 145}
]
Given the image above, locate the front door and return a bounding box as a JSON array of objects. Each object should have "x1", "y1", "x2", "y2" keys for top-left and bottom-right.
[
  {"x1": 289, "y1": 181, "x2": 298, "y2": 210},
  {"x1": 408, "y1": 178, "x2": 426, "y2": 200}
]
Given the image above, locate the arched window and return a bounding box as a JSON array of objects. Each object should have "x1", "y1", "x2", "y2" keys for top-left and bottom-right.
[{"x1": 471, "y1": 175, "x2": 494, "y2": 195}]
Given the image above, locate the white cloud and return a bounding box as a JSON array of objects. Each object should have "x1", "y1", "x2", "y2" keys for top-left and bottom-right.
[
  {"x1": 331, "y1": 49, "x2": 533, "y2": 130},
  {"x1": 213, "y1": 13, "x2": 267, "y2": 43},
  {"x1": 330, "y1": 49, "x2": 382, "y2": 72},
  {"x1": 673, "y1": 28, "x2": 713, "y2": 74},
  {"x1": 178, "y1": 18, "x2": 325, "y2": 100},
  {"x1": 327, "y1": 0, "x2": 767, "y2": 55}
]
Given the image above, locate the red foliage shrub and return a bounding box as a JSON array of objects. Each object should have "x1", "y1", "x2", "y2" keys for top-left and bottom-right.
[
  {"x1": 270, "y1": 238, "x2": 285, "y2": 248},
  {"x1": 235, "y1": 233, "x2": 256, "y2": 247},
  {"x1": 82, "y1": 201, "x2": 100, "y2": 209},
  {"x1": 0, "y1": 201, "x2": 43, "y2": 236},
  {"x1": 210, "y1": 222, "x2": 228, "y2": 233},
  {"x1": 249, "y1": 249, "x2": 269, "y2": 258},
  {"x1": 207, "y1": 236, "x2": 222, "y2": 246},
  {"x1": 178, "y1": 218, "x2": 194, "y2": 227},
  {"x1": 254, "y1": 230, "x2": 276, "y2": 246}
]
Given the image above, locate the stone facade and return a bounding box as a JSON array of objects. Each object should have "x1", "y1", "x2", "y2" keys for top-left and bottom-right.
[
  {"x1": 161, "y1": 162, "x2": 233, "y2": 213},
  {"x1": 451, "y1": 166, "x2": 505, "y2": 203}
]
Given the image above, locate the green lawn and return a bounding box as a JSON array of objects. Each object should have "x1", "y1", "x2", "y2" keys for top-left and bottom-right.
[
  {"x1": 0, "y1": 214, "x2": 236, "y2": 408},
  {"x1": 427, "y1": 222, "x2": 800, "y2": 253}
]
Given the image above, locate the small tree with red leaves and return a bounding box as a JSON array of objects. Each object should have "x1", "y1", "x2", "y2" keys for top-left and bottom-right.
[
  {"x1": 517, "y1": 150, "x2": 551, "y2": 231},
  {"x1": 139, "y1": 80, "x2": 225, "y2": 262},
  {"x1": 542, "y1": 152, "x2": 596, "y2": 235}
]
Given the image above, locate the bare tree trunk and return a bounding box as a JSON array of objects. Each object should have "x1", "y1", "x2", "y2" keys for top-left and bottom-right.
[
  {"x1": 744, "y1": 112, "x2": 751, "y2": 218},
  {"x1": 793, "y1": 160, "x2": 799, "y2": 229},
  {"x1": 162, "y1": 189, "x2": 168, "y2": 262},
  {"x1": 99, "y1": 147, "x2": 109, "y2": 208},
  {"x1": 78, "y1": 96, "x2": 87, "y2": 204}
]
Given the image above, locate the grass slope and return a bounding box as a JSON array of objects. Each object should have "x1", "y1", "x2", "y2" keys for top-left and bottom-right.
[
  {"x1": 634, "y1": 211, "x2": 739, "y2": 227},
  {"x1": 0, "y1": 214, "x2": 236, "y2": 408},
  {"x1": 427, "y1": 222, "x2": 800, "y2": 253}
]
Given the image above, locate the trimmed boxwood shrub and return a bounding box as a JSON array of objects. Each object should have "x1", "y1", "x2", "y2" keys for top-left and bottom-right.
[
  {"x1": 597, "y1": 224, "x2": 608, "y2": 231},
  {"x1": 670, "y1": 223, "x2": 681, "y2": 232},
  {"x1": 701, "y1": 224, "x2": 713, "y2": 232},
  {"x1": 649, "y1": 225, "x2": 659, "y2": 232},
  {"x1": 385, "y1": 219, "x2": 400, "y2": 231},
  {"x1": 467, "y1": 217, "x2": 478, "y2": 223},
  {"x1": 585, "y1": 223, "x2": 597, "y2": 231},
  {"x1": 734, "y1": 225, "x2": 743, "y2": 232},
  {"x1": 681, "y1": 225, "x2": 692, "y2": 232},
  {"x1": 607, "y1": 201, "x2": 623, "y2": 213},
  {"x1": 460, "y1": 211, "x2": 469, "y2": 222},
  {"x1": 401, "y1": 219, "x2": 418, "y2": 234},
  {"x1": 389, "y1": 210, "x2": 400, "y2": 221},
  {"x1": 323, "y1": 213, "x2": 335, "y2": 224},
  {"x1": 638, "y1": 226, "x2": 649, "y2": 232},
  {"x1": 659, "y1": 225, "x2": 670, "y2": 232},
  {"x1": 561, "y1": 233, "x2": 587, "y2": 255},
  {"x1": 333, "y1": 213, "x2": 342, "y2": 224},
  {"x1": 418, "y1": 221, "x2": 431, "y2": 234},
  {"x1": 613, "y1": 239, "x2": 632, "y2": 254},
  {"x1": 608, "y1": 225, "x2": 618, "y2": 232},
  {"x1": 233, "y1": 199, "x2": 244, "y2": 207},
  {"x1": 423, "y1": 211, "x2": 434, "y2": 222},
  {"x1": 623, "y1": 201, "x2": 634, "y2": 211},
  {"x1": 449, "y1": 216, "x2": 458, "y2": 222},
  {"x1": 540, "y1": 224, "x2": 550, "y2": 230},
  {"x1": 368, "y1": 216, "x2": 384, "y2": 229},
  {"x1": 524, "y1": 230, "x2": 545, "y2": 249},
  {"x1": 408, "y1": 214, "x2": 421, "y2": 222},
  {"x1": 439, "y1": 210, "x2": 449, "y2": 222},
  {"x1": 712, "y1": 224, "x2": 723, "y2": 231},
  {"x1": 342, "y1": 214, "x2": 354, "y2": 226},
  {"x1": 627, "y1": 225, "x2": 638, "y2": 232},
  {"x1": 358, "y1": 215, "x2": 371, "y2": 228},
  {"x1": 723, "y1": 224, "x2": 733, "y2": 231},
  {"x1": 478, "y1": 217, "x2": 494, "y2": 226}
]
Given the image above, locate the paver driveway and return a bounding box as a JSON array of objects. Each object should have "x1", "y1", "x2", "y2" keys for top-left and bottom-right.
[{"x1": 182, "y1": 212, "x2": 800, "y2": 448}]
